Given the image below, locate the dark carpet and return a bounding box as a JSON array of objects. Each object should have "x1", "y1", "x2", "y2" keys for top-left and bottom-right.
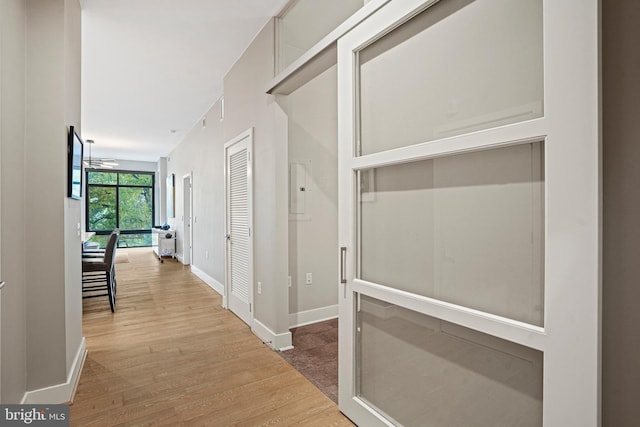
[{"x1": 278, "y1": 318, "x2": 339, "y2": 403}]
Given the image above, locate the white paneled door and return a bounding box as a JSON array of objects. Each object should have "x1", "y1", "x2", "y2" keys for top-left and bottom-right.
[
  {"x1": 337, "y1": 0, "x2": 600, "y2": 426},
  {"x1": 225, "y1": 129, "x2": 254, "y2": 327}
]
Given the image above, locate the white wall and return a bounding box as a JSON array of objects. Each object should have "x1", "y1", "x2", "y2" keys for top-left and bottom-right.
[
  {"x1": 164, "y1": 0, "x2": 367, "y2": 343},
  {"x1": 286, "y1": 65, "x2": 339, "y2": 323},
  {"x1": 109, "y1": 159, "x2": 157, "y2": 172},
  {"x1": 0, "y1": 0, "x2": 27, "y2": 404},
  {"x1": 169, "y1": 20, "x2": 291, "y2": 347},
  {"x1": 62, "y1": 0, "x2": 83, "y2": 377},
  {"x1": 223, "y1": 20, "x2": 290, "y2": 344},
  {"x1": 0, "y1": 0, "x2": 83, "y2": 401},
  {"x1": 26, "y1": 0, "x2": 69, "y2": 389},
  {"x1": 167, "y1": 100, "x2": 225, "y2": 284}
]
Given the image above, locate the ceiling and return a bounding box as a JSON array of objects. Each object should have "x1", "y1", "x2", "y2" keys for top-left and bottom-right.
[{"x1": 80, "y1": 0, "x2": 289, "y2": 162}]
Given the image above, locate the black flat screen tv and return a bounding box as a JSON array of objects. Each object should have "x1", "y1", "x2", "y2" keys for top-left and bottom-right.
[{"x1": 68, "y1": 126, "x2": 84, "y2": 200}]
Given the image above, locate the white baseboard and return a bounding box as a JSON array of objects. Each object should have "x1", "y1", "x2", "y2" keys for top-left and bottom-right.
[
  {"x1": 252, "y1": 318, "x2": 292, "y2": 351},
  {"x1": 22, "y1": 337, "x2": 86, "y2": 404},
  {"x1": 190, "y1": 265, "x2": 224, "y2": 296},
  {"x1": 289, "y1": 305, "x2": 338, "y2": 329}
]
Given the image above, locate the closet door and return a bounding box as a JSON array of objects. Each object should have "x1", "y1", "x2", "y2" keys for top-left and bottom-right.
[
  {"x1": 225, "y1": 129, "x2": 254, "y2": 327},
  {"x1": 337, "y1": 0, "x2": 600, "y2": 425}
]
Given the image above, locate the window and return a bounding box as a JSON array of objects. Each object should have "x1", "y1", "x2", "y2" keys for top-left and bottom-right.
[
  {"x1": 276, "y1": 0, "x2": 364, "y2": 73},
  {"x1": 86, "y1": 171, "x2": 155, "y2": 247}
]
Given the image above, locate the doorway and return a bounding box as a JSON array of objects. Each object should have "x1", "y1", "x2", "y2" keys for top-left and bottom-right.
[{"x1": 182, "y1": 173, "x2": 192, "y2": 265}]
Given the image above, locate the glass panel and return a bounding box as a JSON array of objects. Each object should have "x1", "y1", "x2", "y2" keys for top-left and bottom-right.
[
  {"x1": 119, "y1": 173, "x2": 153, "y2": 186},
  {"x1": 86, "y1": 234, "x2": 109, "y2": 249},
  {"x1": 118, "y1": 187, "x2": 153, "y2": 230},
  {"x1": 277, "y1": 0, "x2": 363, "y2": 73},
  {"x1": 358, "y1": 0, "x2": 543, "y2": 155},
  {"x1": 87, "y1": 186, "x2": 117, "y2": 231},
  {"x1": 87, "y1": 233, "x2": 152, "y2": 248},
  {"x1": 88, "y1": 171, "x2": 117, "y2": 185},
  {"x1": 359, "y1": 142, "x2": 544, "y2": 326},
  {"x1": 119, "y1": 233, "x2": 152, "y2": 248},
  {"x1": 356, "y1": 295, "x2": 543, "y2": 427}
]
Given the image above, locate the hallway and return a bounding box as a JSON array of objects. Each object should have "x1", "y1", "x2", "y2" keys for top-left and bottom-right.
[{"x1": 71, "y1": 248, "x2": 353, "y2": 426}]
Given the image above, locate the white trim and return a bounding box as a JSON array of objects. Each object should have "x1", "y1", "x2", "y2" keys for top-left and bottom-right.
[
  {"x1": 289, "y1": 305, "x2": 338, "y2": 328},
  {"x1": 22, "y1": 338, "x2": 86, "y2": 404},
  {"x1": 353, "y1": 279, "x2": 546, "y2": 351},
  {"x1": 252, "y1": 318, "x2": 292, "y2": 351},
  {"x1": 190, "y1": 265, "x2": 224, "y2": 297},
  {"x1": 350, "y1": 119, "x2": 546, "y2": 171}
]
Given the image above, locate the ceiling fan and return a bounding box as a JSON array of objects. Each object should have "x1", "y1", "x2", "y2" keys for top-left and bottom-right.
[{"x1": 84, "y1": 139, "x2": 119, "y2": 169}]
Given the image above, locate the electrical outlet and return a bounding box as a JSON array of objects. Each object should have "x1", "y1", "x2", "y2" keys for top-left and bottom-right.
[
  {"x1": 205, "y1": 250, "x2": 209, "y2": 259},
  {"x1": 288, "y1": 275, "x2": 292, "y2": 287},
  {"x1": 258, "y1": 281, "x2": 262, "y2": 294},
  {"x1": 305, "y1": 273, "x2": 312, "y2": 285}
]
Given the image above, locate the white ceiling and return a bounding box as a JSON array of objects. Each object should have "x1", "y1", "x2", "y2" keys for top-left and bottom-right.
[{"x1": 80, "y1": 0, "x2": 289, "y2": 162}]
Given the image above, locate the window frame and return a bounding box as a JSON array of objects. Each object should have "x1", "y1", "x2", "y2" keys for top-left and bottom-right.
[{"x1": 85, "y1": 169, "x2": 156, "y2": 246}]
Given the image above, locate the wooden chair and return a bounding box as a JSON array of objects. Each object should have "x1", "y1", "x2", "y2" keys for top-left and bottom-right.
[{"x1": 82, "y1": 230, "x2": 119, "y2": 312}]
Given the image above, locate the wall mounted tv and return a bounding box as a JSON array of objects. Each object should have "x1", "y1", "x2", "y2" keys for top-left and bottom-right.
[{"x1": 68, "y1": 126, "x2": 84, "y2": 200}]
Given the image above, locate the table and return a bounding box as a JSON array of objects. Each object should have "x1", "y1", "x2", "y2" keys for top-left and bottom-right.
[{"x1": 81, "y1": 231, "x2": 96, "y2": 248}]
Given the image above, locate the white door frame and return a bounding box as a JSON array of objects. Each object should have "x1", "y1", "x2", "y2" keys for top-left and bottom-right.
[
  {"x1": 182, "y1": 172, "x2": 193, "y2": 265},
  {"x1": 224, "y1": 128, "x2": 254, "y2": 326},
  {"x1": 337, "y1": 0, "x2": 600, "y2": 425}
]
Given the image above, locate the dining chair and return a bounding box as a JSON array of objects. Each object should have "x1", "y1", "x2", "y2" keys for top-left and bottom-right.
[{"x1": 82, "y1": 230, "x2": 119, "y2": 312}]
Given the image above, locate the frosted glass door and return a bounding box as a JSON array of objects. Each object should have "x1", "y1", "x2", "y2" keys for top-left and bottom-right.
[
  {"x1": 359, "y1": 143, "x2": 544, "y2": 326},
  {"x1": 356, "y1": 295, "x2": 543, "y2": 427},
  {"x1": 358, "y1": 0, "x2": 543, "y2": 155},
  {"x1": 338, "y1": 0, "x2": 600, "y2": 426}
]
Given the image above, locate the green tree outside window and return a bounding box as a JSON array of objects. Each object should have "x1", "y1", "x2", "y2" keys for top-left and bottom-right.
[{"x1": 86, "y1": 171, "x2": 155, "y2": 248}]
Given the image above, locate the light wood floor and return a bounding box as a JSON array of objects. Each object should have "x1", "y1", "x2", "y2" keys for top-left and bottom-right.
[{"x1": 72, "y1": 248, "x2": 354, "y2": 427}]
